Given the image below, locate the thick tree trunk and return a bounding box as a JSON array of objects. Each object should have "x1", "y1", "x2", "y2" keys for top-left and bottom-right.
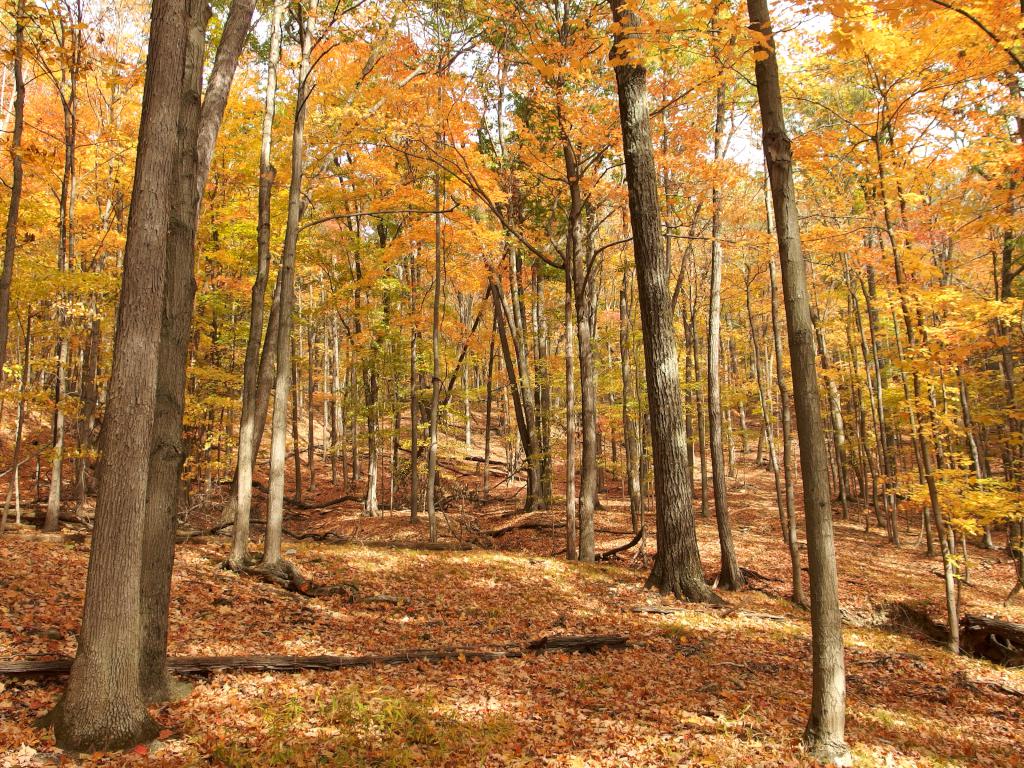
[
  {"x1": 609, "y1": 0, "x2": 717, "y2": 603},
  {"x1": 48, "y1": 0, "x2": 188, "y2": 751},
  {"x1": 138, "y1": 0, "x2": 209, "y2": 704},
  {"x1": 747, "y1": 0, "x2": 848, "y2": 760}
]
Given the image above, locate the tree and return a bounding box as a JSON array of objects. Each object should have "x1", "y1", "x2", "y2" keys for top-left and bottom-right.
[
  {"x1": 608, "y1": 0, "x2": 718, "y2": 603},
  {"x1": 0, "y1": 0, "x2": 26, "y2": 375},
  {"x1": 47, "y1": 0, "x2": 189, "y2": 750},
  {"x1": 746, "y1": 0, "x2": 848, "y2": 760}
]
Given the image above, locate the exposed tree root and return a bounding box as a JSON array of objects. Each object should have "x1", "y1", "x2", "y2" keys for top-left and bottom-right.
[{"x1": 596, "y1": 527, "x2": 644, "y2": 561}]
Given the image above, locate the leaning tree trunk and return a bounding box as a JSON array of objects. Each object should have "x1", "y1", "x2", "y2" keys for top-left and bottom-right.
[
  {"x1": 747, "y1": 0, "x2": 848, "y2": 761},
  {"x1": 263, "y1": 0, "x2": 316, "y2": 569},
  {"x1": 48, "y1": 0, "x2": 188, "y2": 751},
  {"x1": 608, "y1": 0, "x2": 717, "y2": 603}
]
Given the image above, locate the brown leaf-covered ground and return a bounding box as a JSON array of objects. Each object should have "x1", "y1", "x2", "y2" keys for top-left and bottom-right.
[{"x1": 1, "y1": 445, "x2": 1022, "y2": 767}]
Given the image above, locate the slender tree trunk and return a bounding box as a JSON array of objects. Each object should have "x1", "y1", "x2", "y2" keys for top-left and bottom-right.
[
  {"x1": 409, "y1": 328, "x2": 419, "y2": 519},
  {"x1": 75, "y1": 316, "x2": 100, "y2": 511},
  {"x1": 565, "y1": 251, "x2": 578, "y2": 560},
  {"x1": 708, "y1": 81, "x2": 743, "y2": 589},
  {"x1": 307, "y1": 326, "x2": 316, "y2": 492},
  {"x1": 690, "y1": 322, "x2": 709, "y2": 518},
  {"x1": 609, "y1": 0, "x2": 717, "y2": 603},
  {"x1": 482, "y1": 319, "x2": 496, "y2": 501},
  {"x1": 49, "y1": 0, "x2": 188, "y2": 750},
  {"x1": 263, "y1": 0, "x2": 317, "y2": 568},
  {"x1": 746, "y1": 273, "x2": 805, "y2": 607},
  {"x1": 0, "y1": 0, "x2": 25, "y2": 374},
  {"x1": 621, "y1": 271, "x2": 643, "y2": 534},
  {"x1": 291, "y1": 357, "x2": 303, "y2": 503},
  {"x1": 425, "y1": 176, "x2": 444, "y2": 542},
  {"x1": 44, "y1": 340, "x2": 68, "y2": 531},
  {"x1": 814, "y1": 316, "x2": 849, "y2": 520},
  {"x1": 748, "y1": 0, "x2": 848, "y2": 759},
  {"x1": 769, "y1": 259, "x2": 806, "y2": 607},
  {"x1": 1, "y1": 312, "x2": 30, "y2": 533},
  {"x1": 493, "y1": 281, "x2": 540, "y2": 509},
  {"x1": 229, "y1": 0, "x2": 283, "y2": 563},
  {"x1": 364, "y1": 369, "x2": 379, "y2": 515}
]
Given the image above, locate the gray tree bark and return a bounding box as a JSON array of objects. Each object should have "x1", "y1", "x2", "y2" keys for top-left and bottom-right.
[
  {"x1": 708, "y1": 80, "x2": 743, "y2": 590},
  {"x1": 230, "y1": 0, "x2": 284, "y2": 566},
  {"x1": 608, "y1": 0, "x2": 717, "y2": 603},
  {"x1": 48, "y1": 0, "x2": 188, "y2": 750},
  {"x1": 263, "y1": 0, "x2": 317, "y2": 568},
  {"x1": 747, "y1": 0, "x2": 848, "y2": 760},
  {"x1": 138, "y1": 0, "x2": 257, "y2": 702},
  {"x1": 0, "y1": 0, "x2": 25, "y2": 373}
]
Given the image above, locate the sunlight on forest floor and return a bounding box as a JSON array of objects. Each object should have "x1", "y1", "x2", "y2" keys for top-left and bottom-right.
[{"x1": 1, "y1": 457, "x2": 1022, "y2": 766}]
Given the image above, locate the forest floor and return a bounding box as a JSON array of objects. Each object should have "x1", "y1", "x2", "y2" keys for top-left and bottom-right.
[{"x1": 1, "y1": 434, "x2": 1023, "y2": 767}]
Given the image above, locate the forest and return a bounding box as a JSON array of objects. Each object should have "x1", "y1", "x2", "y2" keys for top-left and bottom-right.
[{"x1": 0, "y1": 0, "x2": 1021, "y2": 764}]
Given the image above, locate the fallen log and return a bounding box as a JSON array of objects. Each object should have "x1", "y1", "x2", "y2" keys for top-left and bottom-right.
[
  {"x1": 251, "y1": 480, "x2": 361, "y2": 510},
  {"x1": 0, "y1": 633, "x2": 629, "y2": 678},
  {"x1": 960, "y1": 613, "x2": 1024, "y2": 667}
]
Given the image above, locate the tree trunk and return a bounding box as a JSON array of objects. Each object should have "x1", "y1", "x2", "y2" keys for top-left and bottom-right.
[
  {"x1": 263, "y1": 0, "x2": 317, "y2": 568},
  {"x1": 565, "y1": 248, "x2": 578, "y2": 560},
  {"x1": 746, "y1": 272, "x2": 805, "y2": 607},
  {"x1": 708, "y1": 81, "x2": 743, "y2": 590},
  {"x1": 747, "y1": 0, "x2": 848, "y2": 759},
  {"x1": 425, "y1": 175, "x2": 444, "y2": 542},
  {"x1": 229, "y1": 0, "x2": 284, "y2": 563},
  {"x1": 137, "y1": 0, "x2": 211, "y2": 705},
  {"x1": 1, "y1": 311, "x2": 30, "y2": 533},
  {"x1": 0, "y1": 0, "x2": 25, "y2": 374},
  {"x1": 49, "y1": 0, "x2": 188, "y2": 750},
  {"x1": 620, "y1": 271, "x2": 643, "y2": 534},
  {"x1": 364, "y1": 368, "x2": 379, "y2": 516},
  {"x1": 409, "y1": 328, "x2": 419, "y2": 519},
  {"x1": 609, "y1": 0, "x2": 717, "y2": 603},
  {"x1": 482, "y1": 317, "x2": 496, "y2": 500}
]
